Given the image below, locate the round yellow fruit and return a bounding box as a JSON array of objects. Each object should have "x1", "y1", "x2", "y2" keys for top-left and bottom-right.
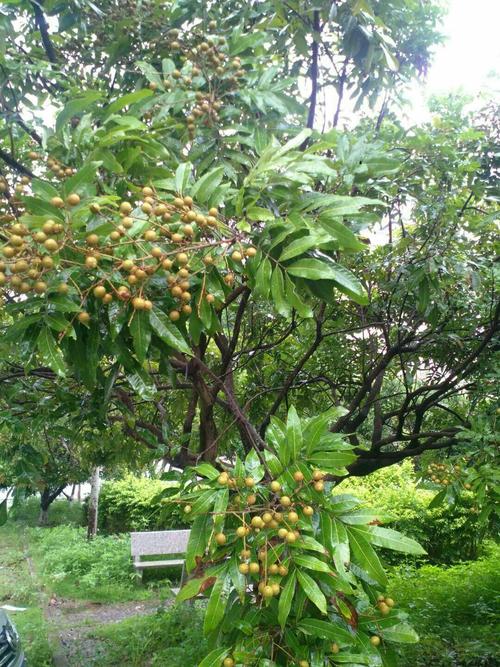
[
  {"x1": 270, "y1": 481, "x2": 281, "y2": 493},
  {"x1": 370, "y1": 636, "x2": 381, "y2": 647},
  {"x1": 214, "y1": 533, "x2": 227, "y2": 546}
]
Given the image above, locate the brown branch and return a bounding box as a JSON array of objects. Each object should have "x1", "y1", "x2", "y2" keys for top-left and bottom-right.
[
  {"x1": 0, "y1": 147, "x2": 35, "y2": 178},
  {"x1": 31, "y1": 1, "x2": 57, "y2": 63}
]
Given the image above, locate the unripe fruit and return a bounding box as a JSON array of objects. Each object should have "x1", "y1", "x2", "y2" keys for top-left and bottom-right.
[
  {"x1": 262, "y1": 585, "x2": 274, "y2": 599},
  {"x1": 93, "y1": 285, "x2": 106, "y2": 298},
  {"x1": 184, "y1": 505, "x2": 192, "y2": 514},
  {"x1": 378, "y1": 602, "x2": 390, "y2": 615},
  {"x1": 238, "y1": 562, "x2": 249, "y2": 574},
  {"x1": 66, "y1": 193, "x2": 80, "y2": 206},
  {"x1": 385, "y1": 597, "x2": 395, "y2": 607},
  {"x1": 215, "y1": 532, "x2": 227, "y2": 546},
  {"x1": 370, "y1": 636, "x2": 381, "y2": 647},
  {"x1": 270, "y1": 481, "x2": 281, "y2": 493},
  {"x1": 218, "y1": 472, "x2": 229, "y2": 485},
  {"x1": 119, "y1": 202, "x2": 133, "y2": 214},
  {"x1": 280, "y1": 496, "x2": 291, "y2": 507},
  {"x1": 50, "y1": 196, "x2": 64, "y2": 208},
  {"x1": 331, "y1": 642, "x2": 340, "y2": 654},
  {"x1": 223, "y1": 658, "x2": 234, "y2": 667},
  {"x1": 293, "y1": 471, "x2": 304, "y2": 482},
  {"x1": 78, "y1": 311, "x2": 90, "y2": 324},
  {"x1": 299, "y1": 661, "x2": 309, "y2": 667},
  {"x1": 249, "y1": 562, "x2": 260, "y2": 574}
]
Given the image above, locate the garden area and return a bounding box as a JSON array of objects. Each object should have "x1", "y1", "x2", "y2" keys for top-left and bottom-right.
[{"x1": 0, "y1": 0, "x2": 499, "y2": 665}]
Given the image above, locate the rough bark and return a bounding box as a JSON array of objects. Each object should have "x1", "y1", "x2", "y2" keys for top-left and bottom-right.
[{"x1": 87, "y1": 466, "x2": 102, "y2": 539}]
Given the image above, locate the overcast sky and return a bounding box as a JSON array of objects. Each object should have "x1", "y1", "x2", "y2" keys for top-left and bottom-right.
[{"x1": 406, "y1": 0, "x2": 500, "y2": 122}]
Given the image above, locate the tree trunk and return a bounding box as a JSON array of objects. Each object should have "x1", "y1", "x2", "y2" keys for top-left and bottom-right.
[
  {"x1": 87, "y1": 466, "x2": 102, "y2": 540},
  {"x1": 38, "y1": 486, "x2": 64, "y2": 526}
]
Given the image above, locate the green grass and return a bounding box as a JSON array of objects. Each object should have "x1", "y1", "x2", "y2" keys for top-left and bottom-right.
[
  {"x1": 390, "y1": 542, "x2": 500, "y2": 666},
  {"x1": 0, "y1": 523, "x2": 53, "y2": 666},
  {"x1": 8, "y1": 496, "x2": 85, "y2": 527},
  {"x1": 93, "y1": 603, "x2": 208, "y2": 666}
]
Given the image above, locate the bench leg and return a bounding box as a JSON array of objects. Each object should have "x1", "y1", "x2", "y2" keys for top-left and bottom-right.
[{"x1": 134, "y1": 557, "x2": 143, "y2": 584}]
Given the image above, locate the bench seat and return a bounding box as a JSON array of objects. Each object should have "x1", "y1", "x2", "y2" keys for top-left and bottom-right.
[
  {"x1": 130, "y1": 530, "x2": 191, "y2": 582},
  {"x1": 134, "y1": 558, "x2": 185, "y2": 569}
]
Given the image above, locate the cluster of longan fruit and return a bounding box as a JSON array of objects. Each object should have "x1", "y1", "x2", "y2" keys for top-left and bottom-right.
[
  {"x1": 0, "y1": 182, "x2": 257, "y2": 323},
  {"x1": 28, "y1": 151, "x2": 76, "y2": 181},
  {"x1": 148, "y1": 23, "x2": 244, "y2": 140},
  {"x1": 376, "y1": 593, "x2": 395, "y2": 615},
  {"x1": 426, "y1": 462, "x2": 469, "y2": 487}
]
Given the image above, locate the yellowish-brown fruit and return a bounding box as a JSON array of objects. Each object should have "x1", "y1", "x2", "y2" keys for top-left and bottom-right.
[
  {"x1": 85, "y1": 256, "x2": 98, "y2": 269},
  {"x1": 244, "y1": 477, "x2": 255, "y2": 488},
  {"x1": 262, "y1": 585, "x2": 274, "y2": 599},
  {"x1": 280, "y1": 496, "x2": 291, "y2": 507},
  {"x1": 249, "y1": 562, "x2": 260, "y2": 574},
  {"x1": 385, "y1": 597, "x2": 395, "y2": 607},
  {"x1": 93, "y1": 285, "x2": 107, "y2": 298},
  {"x1": 144, "y1": 229, "x2": 157, "y2": 241},
  {"x1": 331, "y1": 642, "x2": 340, "y2": 654},
  {"x1": 236, "y1": 526, "x2": 247, "y2": 538},
  {"x1": 314, "y1": 480, "x2": 325, "y2": 492},
  {"x1": 223, "y1": 658, "x2": 234, "y2": 667},
  {"x1": 208, "y1": 207, "x2": 218, "y2": 217},
  {"x1": 102, "y1": 293, "x2": 113, "y2": 304},
  {"x1": 214, "y1": 532, "x2": 227, "y2": 546},
  {"x1": 247, "y1": 494, "x2": 257, "y2": 505},
  {"x1": 33, "y1": 281, "x2": 47, "y2": 294},
  {"x1": 2, "y1": 246, "x2": 15, "y2": 258},
  {"x1": 205, "y1": 293, "x2": 215, "y2": 304},
  {"x1": 370, "y1": 636, "x2": 381, "y2": 647},
  {"x1": 268, "y1": 563, "x2": 279, "y2": 575},
  {"x1": 119, "y1": 202, "x2": 133, "y2": 215},
  {"x1": 90, "y1": 202, "x2": 101, "y2": 213},
  {"x1": 287, "y1": 511, "x2": 299, "y2": 523},
  {"x1": 271, "y1": 583, "x2": 280, "y2": 596},
  {"x1": 151, "y1": 246, "x2": 162, "y2": 258},
  {"x1": 278, "y1": 565, "x2": 288, "y2": 576},
  {"x1": 182, "y1": 304, "x2": 192, "y2": 315},
  {"x1": 312, "y1": 470, "x2": 324, "y2": 481},
  {"x1": 231, "y1": 250, "x2": 242, "y2": 262},
  {"x1": 132, "y1": 297, "x2": 146, "y2": 310},
  {"x1": 262, "y1": 512, "x2": 273, "y2": 524},
  {"x1": 86, "y1": 234, "x2": 100, "y2": 246},
  {"x1": 66, "y1": 193, "x2": 80, "y2": 206},
  {"x1": 78, "y1": 311, "x2": 90, "y2": 324},
  {"x1": 246, "y1": 246, "x2": 257, "y2": 257},
  {"x1": 169, "y1": 310, "x2": 180, "y2": 321},
  {"x1": 218, "y1": 472, "x2": 229, "y2": 485},
  {"x1": 299, "y1": 661, "x2": 309, "y2": 667},
  {"x1": 378, "y1": 602, "x2": 390, "y2": 615},
  {"x1": 50, "y1": 196, "x2": 64, "y2": 208},
  {"x1": 44, "y1": 238, "x2": 59, "y2": 252},
  {"x1": 278, "y1": 528, "x2": 288, "y2": 539},
  {"x1": 176, "y1": 252, "x2": 189, "y2": 265},
  {"x1": 285, "y1": 531, "x2": 297, "y2": 543},
  {"x1": 251, "y1": 516, "x2": 264, "y2": 529},
  {"x1": 162, "y1": 258, "x2": 173, "y2": 270},
  {"x1": 270, "y1": 481, "x2": 281, "y2": 493},
  {"x1": 293, "y1": 471, "x2": 305, "y2": 482},
  {"x1": 303, "y1": 505, "x2": 314, "y2": 517}
]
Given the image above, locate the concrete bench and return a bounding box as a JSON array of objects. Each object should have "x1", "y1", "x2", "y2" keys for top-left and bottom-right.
[{"x1": 130, "y1": 530, "x2": 190, "y2": 584}]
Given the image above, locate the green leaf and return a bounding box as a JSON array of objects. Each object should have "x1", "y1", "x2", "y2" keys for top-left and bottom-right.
[
  {"x1": 297, "y1": 618, "x2": 354, "y2": 644},
  {"x1": 279, "y1": 234, "x2": 321, "y2": 261},
  {"x1": 292, "y1": 554, "x2": 332, "y2": 573},
  {"x1": 176, "y1": 576, "x2": 211, "y2": 602},
  {"x1": 204, "y1": 575, "x2": 228, "y2": 634},
  {"x1": 263, "y1": 449, "x2": 283, "y2": 477},
  {"x1": 191, "y1": 166, "x2": 224, "y2": 203},
  {"x1": 270, "y1": 267, "x2": 291, "y2": 317},
  {"x1": 0, "y1": 499, "x2": 7, "y2": 527},
  {"x1": 62, "y1": 163, "x2": 99, "y2": 198},
  {"x1": 303, "y1": 409, "x2": 344, "y2": 455},
  {"x1": 191, "y1": 489, "x2": 218, "y2": 516},
  {"x1": 318, "y1": 215, "x2": 366, "y2": 251},
  {"x1": 381, "y1": 623, "x2": 419, "y2": 644},
  {"x1": 253, "y1": 257, "x2": 273, "y2": 299},
  {"x1": 368, "y1": 527, "x2": 426, "y2": 555},
  {"x1": 129, "y1": 310, "x2": 151, "y2": 363},
  {"x1": 297, "y1": 570, "x2": 327, "y2": 614},
  {"x1": 149, "y1": 308, "x2": 191, "y2": 355},
  {"x1": 37, "y1": 327, "x2": 66, "y2": 377},
  {"x1": 274, "y1": 128, "x2": 312, "y2": 157},
  {"x1": 186, "y1": 514, "x2": 210, "y2": 573},
  {"x1": 175, "y1": 162, "x2": 192, "y2": 194},
  {"x1": 286, "y1": 405, "x2": 303, "y2": 462},
  {"x1": 307, "y1": 450, "x2": 357, "y2": 471},
  {"x1": 246, "y1": 206, "x2": 275, "y2": 221},
  {"x1": 126, "y1": 368, "x2": 156, "y2": 400},
  {"x1": 198, "y1": 647, "x2": 230, "y2": 667},
  {"x1": 56, "y1": 91, "x2": 102, "y2": 134},
  {"x1": 278, "y1": 571, "x2": 296, "y2": 628},
  {"x1": 104, "y1": 89, "x2": 153, "y2": 118},
  {"x1": 286, "y1": 258, "x2": 368, "y2": 305},
  {"x1": 193, "y1": 463, "x2": 220, "y2": 480},
  {"x1": 347, "y1": 526, "x2": 387, "y2": 586}
]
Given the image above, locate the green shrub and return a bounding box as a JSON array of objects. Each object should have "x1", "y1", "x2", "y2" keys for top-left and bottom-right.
[
  {"x1": 390, "y1": 543, "x2": 500, "y2": 666},
  {"x1": 340, "y1": 461, "x2": 484, "y2": 563},
  {"x1": 95, "y1": 603, "x2": 208, "y2": 666},
  {"x1": 9, "y1": 497, "x2": 85, "y2": 527},
  {"x1": 93, "y1": 474, "x2": 186, "y2": 534},
  {"x1": 30, "y1": 525, "x2": 136, "y2": 593}
]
